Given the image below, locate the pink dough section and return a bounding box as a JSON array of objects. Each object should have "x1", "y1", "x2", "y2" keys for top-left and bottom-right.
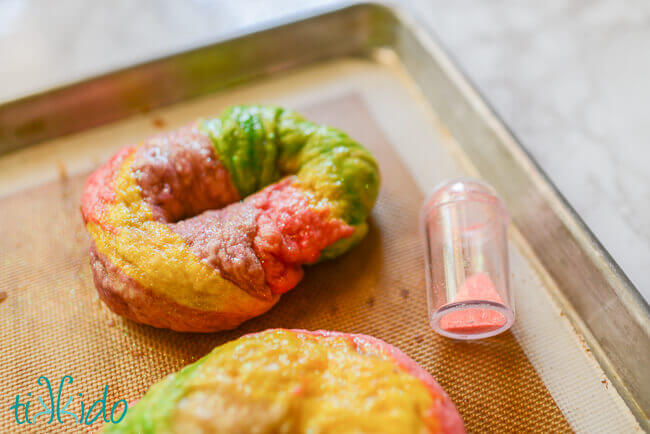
[
  {"x1": 251, "y1": 179, "x2": 355, "y2": 294},
  {"x1": 439, "y1": 273, "x2": 507, "y2": 333}
]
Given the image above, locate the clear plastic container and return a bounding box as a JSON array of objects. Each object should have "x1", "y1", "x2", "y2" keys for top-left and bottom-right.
[{"x1": 421, "y1": 178, "x2": 514, "y2": 340}]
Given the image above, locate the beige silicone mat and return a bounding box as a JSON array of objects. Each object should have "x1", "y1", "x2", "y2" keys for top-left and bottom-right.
[{"x1": 0, "y1": 94, "x2": 574, "y2": 433}]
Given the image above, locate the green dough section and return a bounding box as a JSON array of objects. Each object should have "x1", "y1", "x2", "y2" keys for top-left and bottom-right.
[
  {"x1": 103, "y1": 355, "x2": 209, "y2": 433},
  {"x1": 200, "y1": 106, "x2": 380, "y2": 257}
]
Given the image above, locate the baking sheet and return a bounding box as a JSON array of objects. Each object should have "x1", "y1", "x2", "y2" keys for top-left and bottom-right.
[{"x1": 0, "y1": 58, "x2": 640, "y2": 433}]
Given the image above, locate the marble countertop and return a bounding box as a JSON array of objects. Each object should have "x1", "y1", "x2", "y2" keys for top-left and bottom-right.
[{"x1": 0, "y1": 0, "x2": 648, "y2": 302}]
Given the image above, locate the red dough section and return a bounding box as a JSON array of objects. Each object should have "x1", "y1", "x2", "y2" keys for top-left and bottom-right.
[
  {"x1": 81, "y1": 146, "x2": 135, "y2": 229},
  {"x1": 251, "y1": 180, "x2": 355, "y2": 294}
]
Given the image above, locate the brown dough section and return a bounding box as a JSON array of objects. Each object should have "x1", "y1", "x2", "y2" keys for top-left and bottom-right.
[
  {"x1": 171, "y1": 202, "x2": 270, "y2": 300},
  {"x1": 132, "y1": 123, "x2": 239, "y2": 223},
  {"x1": 129, "y1": 123, "x2": 273, "y2": 299}
]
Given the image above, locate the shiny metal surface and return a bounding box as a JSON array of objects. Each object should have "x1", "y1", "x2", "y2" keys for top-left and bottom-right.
[{"x1": 0, "y1": 2, "x2": 647, "y2": 427}]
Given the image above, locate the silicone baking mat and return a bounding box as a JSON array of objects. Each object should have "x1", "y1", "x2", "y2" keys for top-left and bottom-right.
[
  {"x1": 1, "y1": 53, "x2": 642, "y2": 431},
  {"x1": 0, "y1": 94, "x2": 573, "y2": 433}
]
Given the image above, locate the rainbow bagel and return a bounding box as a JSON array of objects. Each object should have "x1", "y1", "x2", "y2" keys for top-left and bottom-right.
[
  {"x1": 81, "y1": 106, "x2": 379, "y2": 332},
  {"x1": 102, "y1": 329, "x2": 465, "y2": 433}
]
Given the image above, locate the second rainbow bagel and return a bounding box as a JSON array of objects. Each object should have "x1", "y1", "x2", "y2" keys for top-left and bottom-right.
[
  {"x1": 102, "y1": 329, "x2": 465, "y2": 433},
  {"x1": 81, "y1": 106, "x2": 380, "y2": 332}
]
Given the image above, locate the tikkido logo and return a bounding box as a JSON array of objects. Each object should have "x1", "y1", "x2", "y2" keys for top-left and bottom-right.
[{"x1": 9, "y1": 375, "x2": 127, "y2": 426}]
